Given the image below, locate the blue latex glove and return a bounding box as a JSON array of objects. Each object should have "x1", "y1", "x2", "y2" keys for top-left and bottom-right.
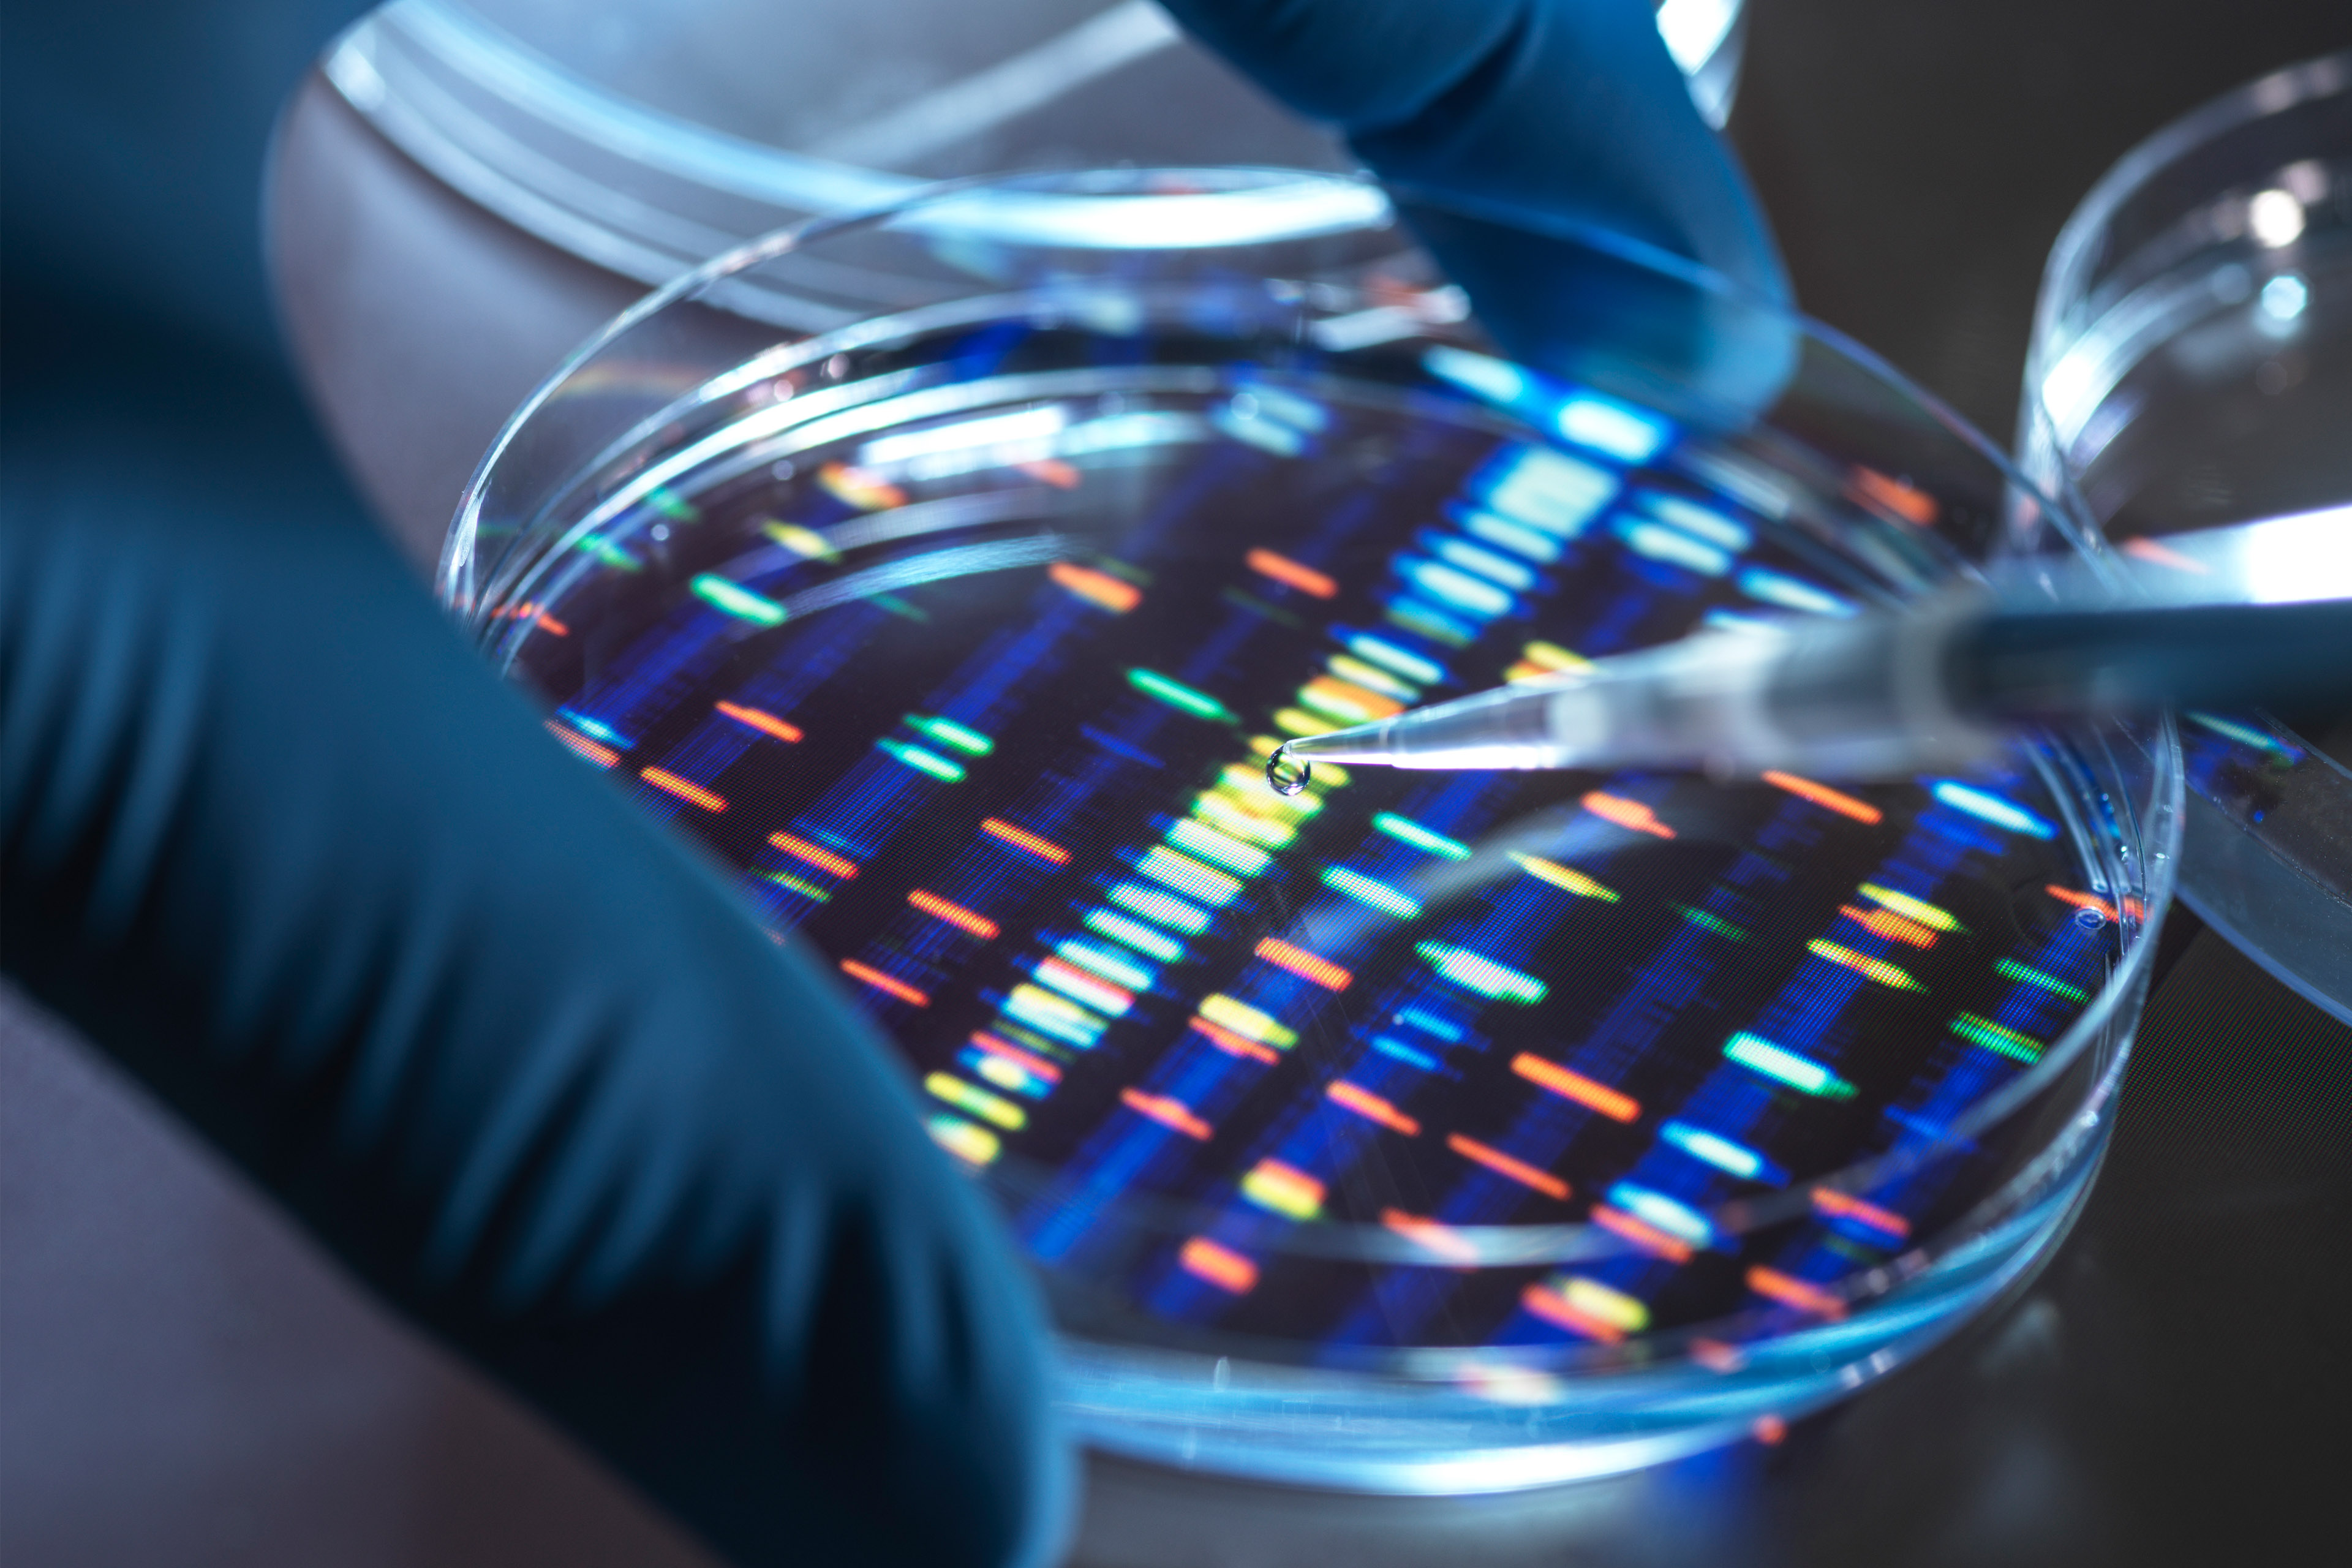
[
  {"x1": 1161, "y1": 0, "x2": 1793, "y2": 410},
  {"x1": 4, "y1": 3, "x2": 1784, "y2": 1566},
  {"x1": 1, "y1": 4, "x2": 1066, "y2": 1567}
]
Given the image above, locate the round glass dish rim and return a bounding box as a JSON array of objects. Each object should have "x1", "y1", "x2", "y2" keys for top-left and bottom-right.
[
  {"x1": 439, "y1": 163, "x2": 2185, "y2": 1271},
  {"x1": 2029, "y1": 44, "x2": 2351, "y2": 364},
  {"x1": 2019, "y1": 46, "x2": 2349, "y2": 1027}
]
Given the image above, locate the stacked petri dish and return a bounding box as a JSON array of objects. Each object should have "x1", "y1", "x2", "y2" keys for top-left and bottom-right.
[
  {"x1": 325, "y1": 0, "x2": 1748, "y2": 292},
  {"x1": 445, "y1": 169, "x2": 2178, "y2": 1491},
  {"x1": 288, "y1": 1, "x2": 1752, "y2": 552},
  {"x1": 2022, "y1": 48, "x2": 2352, "y2": 1024}
]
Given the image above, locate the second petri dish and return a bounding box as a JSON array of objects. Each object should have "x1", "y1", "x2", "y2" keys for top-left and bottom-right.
[
  {"x1": 447, "y1": 170, "x2": 2177, "y2": 1491},
  {"x1": 2022, "y1": 47, "x2": 2352, "y2": 1023}
]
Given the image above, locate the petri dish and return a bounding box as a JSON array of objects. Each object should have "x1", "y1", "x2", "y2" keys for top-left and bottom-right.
[
  {"x1": 289, "y1": 0, "x2": 1749, "y2": 550},
  {"x1": 324, "y1": 0, "x2": 1746, "y2": 293},
  {"x1": 2021, "y1": 48, "x2": 2352, "y2": 1025},
  {"x1": 444, "y1": 168, "x2": 2179, "y2": 1492}
]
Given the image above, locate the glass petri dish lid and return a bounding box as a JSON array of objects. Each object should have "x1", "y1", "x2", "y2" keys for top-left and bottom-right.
[
  {"x1": 323, "y1": 0, "x2": 1749, "y2": 293},
  {"x1": 2021, "y1": 48, "x2": 2352, "y2": 1025},
  {"x1": 445, "y1": 168, "x2": 2179, "y2": 1491}
]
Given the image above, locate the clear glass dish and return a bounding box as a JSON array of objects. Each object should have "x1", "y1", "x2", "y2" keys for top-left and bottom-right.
[
  {"x1": 2021, "y1": 48, "x2": 2352, "y2": 1025},
  {"x1": 324, "y1": 0, "x2": 1746, "y2": 292},
  {"x1": 443, "y1": 168, "x2": 2179, "y2": 1492}
]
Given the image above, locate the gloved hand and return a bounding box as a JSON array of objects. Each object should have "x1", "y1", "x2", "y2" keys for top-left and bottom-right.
[
  {"x1": 1162, "y1": 0, "x2": 1793, "y2": 413},
  {"x1": 1, "y1": 362, "x2": 1071, "y2": 1568},
  {"x1": 4, "y1": 5, "x2": 1788, "y2": 1568},
  {"x1": 1, "y1": 4, "x2": 1065, "y2": 1566}
]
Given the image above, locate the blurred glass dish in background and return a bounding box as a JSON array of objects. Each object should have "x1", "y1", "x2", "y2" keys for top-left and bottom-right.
[
  {"x1": 321, "y1": 0, "x2": 1749, "y2": 293},
  {"x1": 444, "y1": 169, "x2": 2177, "y2": 1491},
  {"x1": 2022, "y1": 49, "x2": 2352, "y2": 1024}
]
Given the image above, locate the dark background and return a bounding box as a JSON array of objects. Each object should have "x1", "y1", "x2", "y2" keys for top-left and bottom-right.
[
  {"x1": 6, "y1": 2, "x2": 2351, "y2": 1563},
  {"x1": 1735, "y1": 0, "x2": 2352, "y2": 446}
]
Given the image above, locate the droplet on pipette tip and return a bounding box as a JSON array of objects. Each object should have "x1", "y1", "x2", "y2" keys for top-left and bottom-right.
[{"x1": 1266, "y1": 744, "x2": 1312, "y2": 796}]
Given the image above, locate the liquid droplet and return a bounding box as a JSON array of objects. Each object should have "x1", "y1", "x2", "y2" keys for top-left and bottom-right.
[{"x1": 1266, "y1": 745, "x2": 1312, "y2": 796}]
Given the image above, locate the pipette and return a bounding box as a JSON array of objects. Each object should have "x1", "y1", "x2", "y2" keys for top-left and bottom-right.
[{"x1": 1266, "y1": 508, "x2": 2352, "y2": 793}]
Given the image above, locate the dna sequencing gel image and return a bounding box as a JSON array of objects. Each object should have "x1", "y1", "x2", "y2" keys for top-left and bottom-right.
[{"x1": 489, "y1": 312, "x2": 2128, "y2": 1370}]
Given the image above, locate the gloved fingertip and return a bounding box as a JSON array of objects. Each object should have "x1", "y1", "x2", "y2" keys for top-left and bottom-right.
[
  {"x1": 1161, "y1": 0, "x2": 1789, "y2": 310},
  {"x1": 1158, "y1": 0, "x2": 1528, "y2": 132},
  {"x1": 1398, "y1": 195, "x2": 1800, "y2": 426}
]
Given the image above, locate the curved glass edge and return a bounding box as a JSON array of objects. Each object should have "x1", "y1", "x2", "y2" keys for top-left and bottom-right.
[
  {"x1": 326, "y1": 0, "x2": 1749, "y2": 290},
  {"x1": 1038, "y1": 930, "x2": 2144, "y2": 1368},
  {"x1": 2177, "y1": 793, "x2": 2352, "y2": 1026},
  {"x1": 442, "y1": 168, "x2": 2184, "y2": 1294},
  {"x1": 325, "y1": 0, "x2": 908, "y2": 282},
  {"x1": 978, "y1": 741, "x2": 2167, "y2": 1278},
  {"x1": 2030, "y1": 46, "x2": 2352, "y2": 367},
  {"x1": 1387, "y1": 176, "x2": 2074, "y2": 533},
  {"x1": 453, "y1": 164, "x2": 2126, "y2": 628},
  {"x1": 1055, "y1": 1110, "x2": 2113, "y2": 1491},
  {"x1": 437, "y1": 167, "x2": 1398, "y2": 614},
  {"x1": 2017, "y1": 50, "x2": 2352, "y2": 1023}
]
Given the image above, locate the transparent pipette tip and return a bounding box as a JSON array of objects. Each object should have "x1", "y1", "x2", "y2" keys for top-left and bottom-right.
[{"x1": 1265, "y1": 723, "x2": 1402, "y2": 794}]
